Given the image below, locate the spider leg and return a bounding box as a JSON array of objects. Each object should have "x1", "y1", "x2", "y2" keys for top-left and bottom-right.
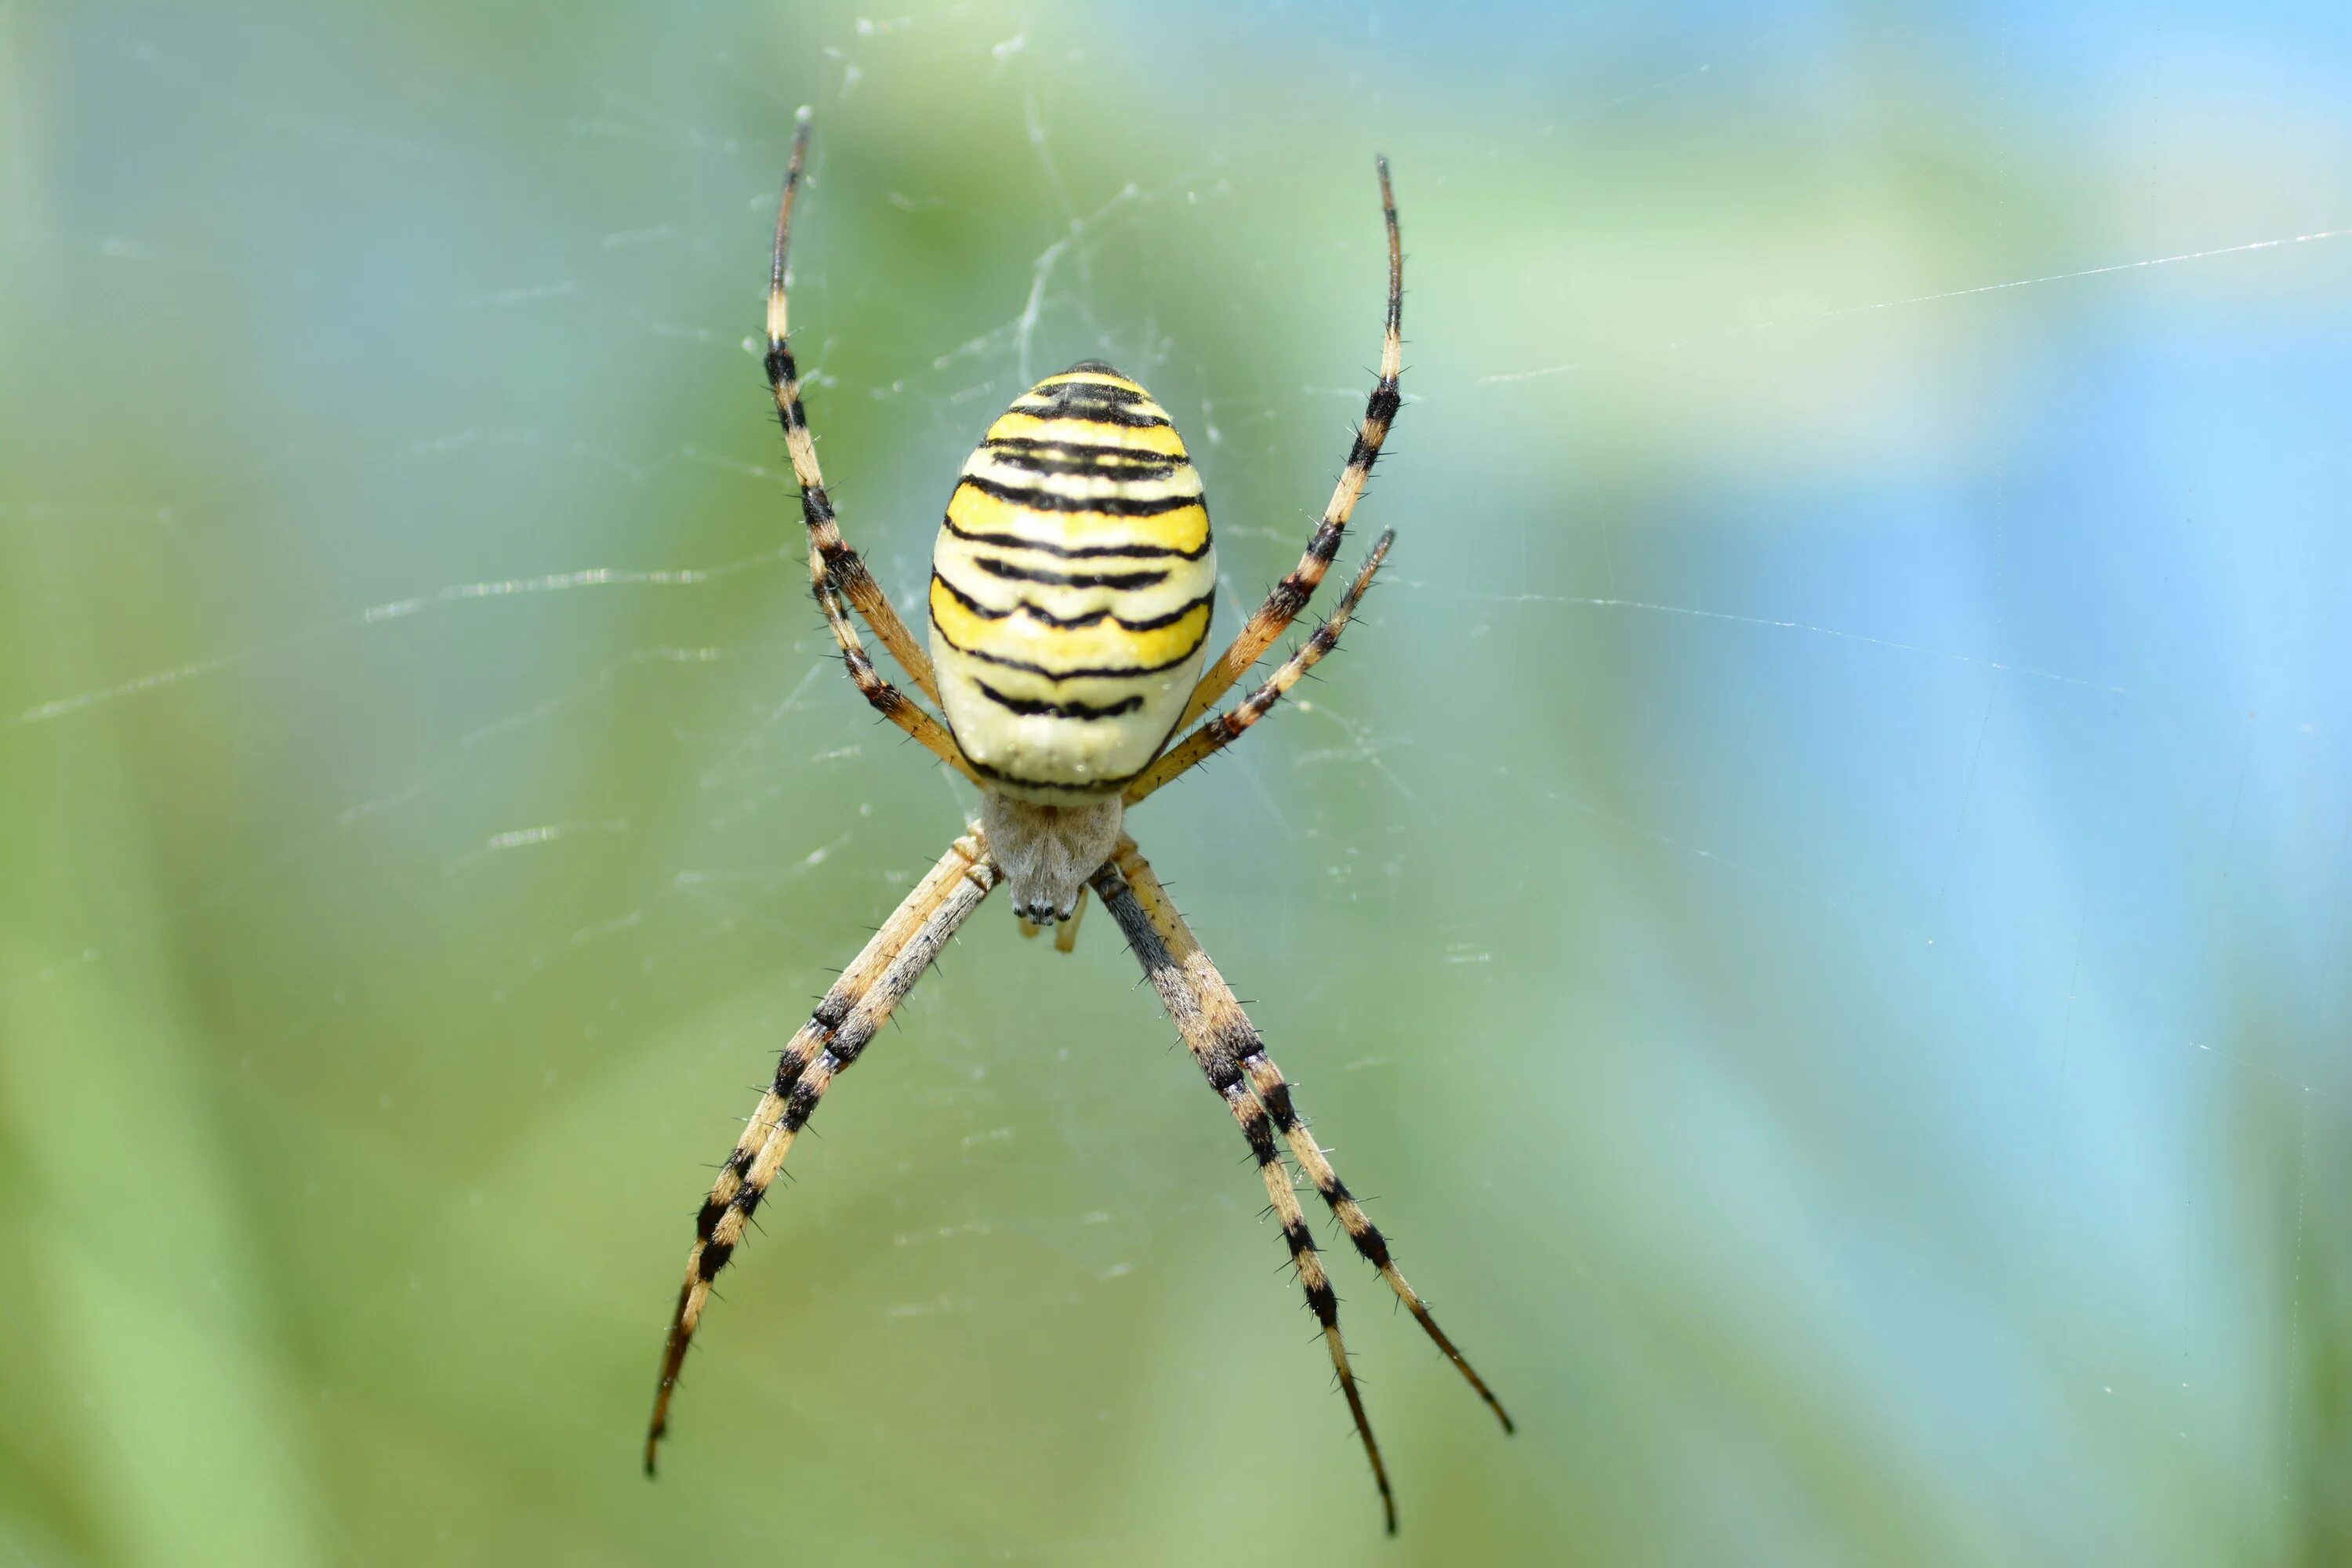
[
  {"x1": 1178, "y1": 154, "x2": 1401, "y2": 730},
  {"x1": 1091, "y1": 838, "x2": 1399, "y2": 1534},
  {"x1": 813, "y1": 569, "x2": 982, "y2": 786},
  {"x1": 1123, "y1": 531, "x2": 1391, "y2": 805},
  {"x1": 1052, "y1": 885, "x2": 1087, "y2": 953},
  {"x1": 1237, "y1": 1025, "x2": 1516, "y2": 1436},
  {"x1": 767, "y1": 110, "x2": 946, "y2": 708},
  {"x1": 1098, "y1": 840, "x2": 1513, "y2": 1438},
  {"x1": 645, "y1": 829, "x2": 997, "y2": 1473}
]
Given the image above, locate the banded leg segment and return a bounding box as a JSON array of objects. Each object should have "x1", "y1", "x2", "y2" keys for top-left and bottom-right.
[
  {"x1": 767, "y1": 109, "x2": 943, "y2": 706},
  {"x1": 645, "y1": 830, "x2": 998, "y2": 1472},
  {"x1": 1227, "y1": 1079, "x2": 1394, "y2": 1533},
  {"x1": 1237, "y1": 1052, "x2": 1515, "y2": 1435},
  {"x1": 1098, "y1": 840, "x2": 1512, "y2": 1437},
  {"x1": 1179, "y1": 155, "x2": 1403, "y2": 730},
  {"x1": 1091, "y1": 840, "x2": 1396, "y2": 1533},
  {"x1": 1124, "y1": 531, "x2": 1392, "y2": 804},
  {"x1": 813, "y1": 568, "x2": 982, "y2": 786}
]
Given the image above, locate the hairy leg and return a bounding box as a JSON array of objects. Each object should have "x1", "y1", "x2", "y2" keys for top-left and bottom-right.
[
  {"x1": 1098, "y1": 839, "x2": 1512, "y2": 1432},
  {"x1": 1092, "y1": 839, "x2": 1399, "y2": 1531},
  {"x1": 645, "y1": 829, "x2": 996, "y2": 1470},
  {"x1": 1180, "y1": 155, "x2": 1402, "y2": 728},
  {"x1": 1124, "y1": 531, "x2": 1390, "y2": 804},
  {"x1": 766, "y1": 109, "x2": 945, "y2": 705}
]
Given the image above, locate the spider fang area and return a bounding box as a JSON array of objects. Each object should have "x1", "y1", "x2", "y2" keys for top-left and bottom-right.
[{"x1": 982, "y1": 793, "x2": 1123, "y2": 925}]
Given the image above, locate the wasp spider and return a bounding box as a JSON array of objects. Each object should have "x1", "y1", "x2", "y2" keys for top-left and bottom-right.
[{"x1": 644, "y1": 111, "x2": 1512, "y2": 1533}]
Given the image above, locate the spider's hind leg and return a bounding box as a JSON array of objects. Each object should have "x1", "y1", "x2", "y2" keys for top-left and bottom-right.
[
  {"x1": 765, "y1": 110, "x2": 941, "y2": 706},
  {"x1": 1181, "y1": 154, "x2": 1403, "y2": 727},
  {"x1": 761, "y1": 115, "x2": 976, "y2": 786},
  {"x1": 1122, "y1": 531, "x2": 1392, "y2": 805}
]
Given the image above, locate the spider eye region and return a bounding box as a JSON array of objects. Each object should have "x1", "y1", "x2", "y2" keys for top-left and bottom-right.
[
  {"x1": 928, "y1": 365, "x2": 1218, "y2": 802},
  {"x1": 981, "y1": 793, "x2": 1123, "y2": 927}
]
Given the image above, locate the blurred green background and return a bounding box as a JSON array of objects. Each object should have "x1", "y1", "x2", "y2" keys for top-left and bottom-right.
[{"x1": 4, "y1": 2, "x2": 2348, "y2": 1563}]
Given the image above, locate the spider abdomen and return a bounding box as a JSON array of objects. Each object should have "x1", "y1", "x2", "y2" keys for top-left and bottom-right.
[{"x1": 929, "y1": 363, "x2": 1217, "y2": 800}]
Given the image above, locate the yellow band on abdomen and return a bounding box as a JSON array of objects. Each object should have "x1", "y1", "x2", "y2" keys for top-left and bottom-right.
[{"x1": 929, "y1": 364, "x2": 1218, "y2": 798}]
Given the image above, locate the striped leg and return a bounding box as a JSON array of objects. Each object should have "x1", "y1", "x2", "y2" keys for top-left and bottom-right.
[
  {"x1": 813, "y1": 568, "x2": 983, "y2": 786},
  {"x1": 1098, "y1": 843, "x2": 1513, "y2": 1461},
  {"x1": 767, "y1": 110, "x2": 945, "y2": 707},
  {"x1": 1124, "y1": 531, "x2": 1391, "y2": 804},
  {"x1": 1237, "y1": 1046, "x2": 1515, "y2": 1436},
  {"x1": 644, "y1": 830, "x2": 998, "y2": 1473},
  {"x1": 1179, "y1": 154, "x2": 1403, "y2": 730},
  {"x1": 1226, "y1": 1081, "x2": 1395, "y2": 1530},
  {"x1": 1091, "y1": 840, "x2": 1398, "y2": 1534}
]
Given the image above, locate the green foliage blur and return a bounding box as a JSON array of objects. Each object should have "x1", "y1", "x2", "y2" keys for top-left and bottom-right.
[{"x1": 4, "y1": 2, "x2": 2347, "y2": 1563}]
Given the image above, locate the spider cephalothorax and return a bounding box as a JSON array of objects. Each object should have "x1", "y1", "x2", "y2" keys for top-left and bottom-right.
[{"x1": 644, "y1": 111, "x2": 1511, "y2": 1534}]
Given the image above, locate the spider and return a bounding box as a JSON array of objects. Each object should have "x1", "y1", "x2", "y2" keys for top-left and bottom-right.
[{"x1": 644, "y1": 110, "x2": 1512, "y2": 1534}]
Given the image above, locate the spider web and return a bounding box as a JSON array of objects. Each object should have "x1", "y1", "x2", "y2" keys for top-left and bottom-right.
[{"x1": 3, "y1": 3, "x2": 2349, "y2": 1564}]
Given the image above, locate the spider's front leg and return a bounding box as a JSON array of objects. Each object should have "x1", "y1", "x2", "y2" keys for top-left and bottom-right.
[
  {"x1": 1091, "y1": 837, "x2": 1514, "y2": 1533},
  {"x1": 1089, "y1": 837, "x2": 1395, "y2": 1530},
  {"x1": 645, "y1": 829, "x2": 997, "y2": 1472}
]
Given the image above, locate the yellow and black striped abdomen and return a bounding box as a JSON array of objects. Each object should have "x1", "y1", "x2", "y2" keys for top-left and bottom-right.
[{"x1": 930, "y1": 364, "x2": 1217, "y2": 799}]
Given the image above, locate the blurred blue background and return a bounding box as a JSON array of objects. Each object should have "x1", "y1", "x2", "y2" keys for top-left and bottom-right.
[{"x1": 2, "y1": 2, "x2": 2347, "y2": 1563}]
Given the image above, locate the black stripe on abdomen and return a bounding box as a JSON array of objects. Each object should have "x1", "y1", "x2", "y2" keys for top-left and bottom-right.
[
  {"x1": 940, "y1": 516, "x2": 1211, "y2": 562},
  {"x1": 931, "y1": 571, "x2": 1213, "y2": 633},
  {"x1": 980, "y1": 438, "x2": 1184, "y2": 478},
  {"x1": 929, "y1": 615, "x2": 1210, "y2": 681},
  {"x1": 969, "y1": 555, "x2": 1172, "y2": 590},
  {"x1": 969, "y1": 679, "x2": 1145, "y2": 721},
  {"x1": 956, "y1": 474, "x2": 1203, "y2": 517}
]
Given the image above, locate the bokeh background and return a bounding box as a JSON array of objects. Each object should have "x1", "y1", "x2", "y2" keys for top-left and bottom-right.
[{"x1": 4, "y1": 2, "x2": 2348, "y2": 1563}]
